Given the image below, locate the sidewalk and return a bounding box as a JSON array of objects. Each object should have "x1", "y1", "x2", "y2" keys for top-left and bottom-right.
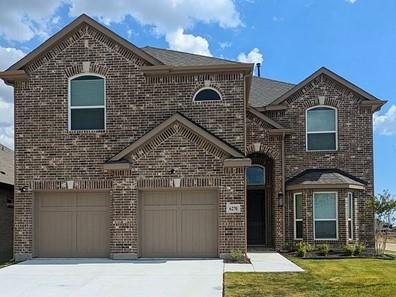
[{"x1": 224, "y1": 252, "x2": 304, "y2": 273}]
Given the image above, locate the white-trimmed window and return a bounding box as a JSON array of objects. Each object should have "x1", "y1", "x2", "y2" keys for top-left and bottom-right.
[
  {"x1": 347, "y1": 192, "x2": 354, "y2": 240},
  {"x1": 193, "y1": 87, "x2": 222, "y2": 102},
  {"x1": 69, "y1": 74, "x2": 105, "y2": 131},
  {"x1": 313, "y1": 192, "x2": 338, "y2": 240},
  {"x1": 306, "y1": 106, "x2": 337, "y2": 151},
  {"x1": 294, "y1": 193, "x2": 303, "y2": 240}
]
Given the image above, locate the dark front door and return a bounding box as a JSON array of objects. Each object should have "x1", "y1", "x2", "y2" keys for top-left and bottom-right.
[{"x1": 247, "y1": 189, "x2": 266, "y2": 245}]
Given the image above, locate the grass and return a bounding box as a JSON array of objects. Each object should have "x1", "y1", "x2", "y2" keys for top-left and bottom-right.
[{"x1": 224, "y1": 252, "x2": 396, "y2": 297}]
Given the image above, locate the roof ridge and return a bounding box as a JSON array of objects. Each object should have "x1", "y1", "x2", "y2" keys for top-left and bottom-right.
[
  {"x1": 142, "y1": 46, "x2": 241, "y2": 64},
  {"x1": 253, "y1": 76, "x2": 295, "y2": 86}
]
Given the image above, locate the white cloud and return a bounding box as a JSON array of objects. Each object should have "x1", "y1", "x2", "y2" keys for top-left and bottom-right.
[
  {"x1": 0, "y1": 47, "x2": 25, "y2": 149},
  {"x1": 374, "y1": 105, "x2": 396, "y2": 135},
  {"x1": 346, "y1": 0, "x2": 358, "y2": 3},
  {"x1": 0, "y1": 0, "x2": 62, "y2": 41},
  {"x1": 237, "y1": 48, "x2": 263, "y2": 64},
  {"x1": 165, "y1": 28, "x2": 211, "y2": 56}
]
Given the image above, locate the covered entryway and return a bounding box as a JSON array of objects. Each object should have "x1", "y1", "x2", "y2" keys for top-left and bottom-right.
[
  {"x1": 140, "y1": 189, "x2": 218, "y2": 258},
  {"x1": 247, "y1": 153, "x2": 273, "y2": 248},
  {"x1": 34, "y1": 192, "x2": 110, "y2": 258}
]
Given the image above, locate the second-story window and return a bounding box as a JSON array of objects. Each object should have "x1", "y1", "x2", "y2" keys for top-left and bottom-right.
[
  {"x1": 69, "y1": 75, "x2": 105, "y2": 131},
  {"x1": 193, "y1": 87, "x2": 222, "y2": 102},
  {"x1": 306, "y1": 106, "x2": 337, "y2": 151}
]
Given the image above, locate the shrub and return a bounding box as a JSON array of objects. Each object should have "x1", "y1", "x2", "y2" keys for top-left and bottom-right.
[
  {"x1": 344, "y1": 244, "x2": 356, "y2": 256},
  {"x1": 295, "y1": 241, "x2": 310, "y2": 257},
  {"x1": 318, "y1": 244, "x2": 329, "y2": 256},
  {"x1": 354, "y1": 243, "x2": 366, "y2": 256},
  {"x1": 230, "y1": 249, "x2": 244, "y2": 262}
]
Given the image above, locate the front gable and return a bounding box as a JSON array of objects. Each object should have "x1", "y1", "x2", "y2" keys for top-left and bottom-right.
[
  {"x1": 270, "y1": 67, "x2": 386, "y2": 112},
  {"x1": 1, "y1": 14, "x2": 162, "y2": 84},
  {"x1": 105, "y1": 113, "x2": 247, "y2": 170}
]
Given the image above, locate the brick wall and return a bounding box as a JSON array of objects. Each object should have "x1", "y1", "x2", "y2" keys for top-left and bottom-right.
[{"x1": 13, "y1": 23, "x2": 246, "y2": 259}]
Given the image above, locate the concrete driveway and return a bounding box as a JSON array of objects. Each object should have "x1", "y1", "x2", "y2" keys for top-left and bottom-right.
[{"x1": 0, "y1": 258, "x2": 224, "y2": 297}]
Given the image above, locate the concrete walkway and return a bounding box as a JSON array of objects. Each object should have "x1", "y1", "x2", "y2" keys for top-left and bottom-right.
[
  {"x1": 224, "y1": 252, "x2": 304, "y2": 273},
  {"x1": 0, "y1": 258, "x2": 224, "y2": 297}
]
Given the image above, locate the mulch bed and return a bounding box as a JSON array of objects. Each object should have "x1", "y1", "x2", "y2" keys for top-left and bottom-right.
[
  {"x1": 282, "y1": 251, "x2": 395, "y2": 260},
  {"x1": 224, "y1": 257, "x2": 252, "y2": 264}
]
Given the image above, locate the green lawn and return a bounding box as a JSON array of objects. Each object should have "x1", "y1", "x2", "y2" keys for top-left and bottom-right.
[{"x1": 224, "y1": 253, "x2": 396, "y2": 297}]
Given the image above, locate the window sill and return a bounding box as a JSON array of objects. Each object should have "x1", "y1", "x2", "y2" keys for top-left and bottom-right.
[
  {"x1": 306, "y1": 150, "x2": 338, "y2": 153},
  {"x1": 68, "y1": 129, "x2": 106, "y2": 134}
]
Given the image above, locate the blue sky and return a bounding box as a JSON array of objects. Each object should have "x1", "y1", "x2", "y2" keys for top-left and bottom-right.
[{"x1": 0, "y1": 0, "x2": 395, "y2": 195}]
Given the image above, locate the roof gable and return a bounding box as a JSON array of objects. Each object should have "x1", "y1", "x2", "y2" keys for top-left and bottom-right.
[
  {"x1": 270, "y1": 67, "x2": 386, "y2": 109},
  {"x1": 108, "y1": 113, "x2": 244, "y2": 164},
  {"x1": 7, "y1": 14, "x2": 162, "y2": 72}
]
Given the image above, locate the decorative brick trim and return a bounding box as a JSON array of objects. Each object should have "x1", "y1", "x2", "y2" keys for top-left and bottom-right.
[
  {"x1": 126, "y1": 122, "x2": 228, "y2": 162},
  {"x1": 246, "y1": 110, "x2": 276, "y2": 129},
  {"x1": 31, "y1": 179, "x2": 112, "y2": 190},
  {"x1": 145, "y1": 72, "x2": 243, "y2": 84},
  {"x1": 285, "y1": 74, "x2": 362, "y2": 105},
  {"x1": 246, "y1": 143, "x2": 281, "y2": 159},
  {"x1": 25, "y1": 24, "x2": 148, "y2": 73},
  {"x1": 136, "y1": 177, "x2": 221, "y2": 189},
  {"x1": 64, "y1": 63, "x2": 109, "y2": 77},
  {"x1": 224, "y1": 167, "x2": 245, "y2": 174}
]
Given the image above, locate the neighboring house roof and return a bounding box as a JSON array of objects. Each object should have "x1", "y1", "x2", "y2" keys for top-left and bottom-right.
[
  {"x1": 286, "y1": 169, "x2": 367, "y2": 190},
  {"x1": 270, "y1": 67, "x2": 387, "y2": 110},
  {"x1": 142, "y1": 46, "x2": 239, "y2": 66},
  {"x1": 106, "y1": 112, "x2": 244, "y2": 168},
  {"x1": 249, "y1": 76, "x2": 295, "y2": 108},
  {"x1": 0, "y1": 144, "x2": 14, "y2": 186}
]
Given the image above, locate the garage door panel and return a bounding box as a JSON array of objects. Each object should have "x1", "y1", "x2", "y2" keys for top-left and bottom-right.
[
  {"x1": 35, "y1": 192, "x2": 110, "y2": 258},
  {"x1": 141, "y1": 190, "x2": 218, "y2": 258},
  {"x1": 181, "y1": 208, "x2": 217, "y2": 257},
  {"x1": 38, "y1": 211, "x2": 75, "y2": 257},
  {"x1": 142, "y1": 209, "x2": 177, "y2": 257},
  {"x1": 77, "y1": 211, "x2": 110, "y2": 257}
]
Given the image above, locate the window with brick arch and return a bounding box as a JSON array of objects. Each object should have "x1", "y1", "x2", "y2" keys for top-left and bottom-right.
[
  {"x1": 69, "y1": 74, "x2": 105, "y2": 131},
  {"x1": 306, "y1": 106, "x2": 337, "y2": 151}
]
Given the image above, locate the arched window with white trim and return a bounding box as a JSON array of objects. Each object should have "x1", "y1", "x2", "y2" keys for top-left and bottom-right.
[
  {"x1": 69, "y1": 74, "x2": 106, "y2": 131},
  {"x1": 193, "y1": 87, "x2": 222, "y2": 102},
  {"x1": 306, "y1": 106, "x2": 337, "y2": 151}
]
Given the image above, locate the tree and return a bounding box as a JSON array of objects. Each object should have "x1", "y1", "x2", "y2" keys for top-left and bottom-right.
[{"x1": 367, "y1": 190, "x2": 396, "y2": 255}]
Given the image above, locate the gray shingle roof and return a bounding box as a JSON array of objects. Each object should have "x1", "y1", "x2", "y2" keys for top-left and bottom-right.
[
  {"x1": 142, "y1": 46, "x2": 238, "y2": 66},
  {"x1": 0, "y1": 144, "x2": 14, "y2": 186},
  {"x1": 249, "y1": 77, "x2": 295, "y2": 107},
  {"x1": 141, "y1": 47, "x2": 294, "y2": 107},
  {"x1": 287, "y1": 169, "x2": 366, "y2": 187}
]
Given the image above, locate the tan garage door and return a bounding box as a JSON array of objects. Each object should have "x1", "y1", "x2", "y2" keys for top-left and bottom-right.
[
  {"x1": 35, "y1": 192, "x2": 110, "y2": 258},
  {"x1": 141, "y1": 189, "x2": 218, "y2": 258}
]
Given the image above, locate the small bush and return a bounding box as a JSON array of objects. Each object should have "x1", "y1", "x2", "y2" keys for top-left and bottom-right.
[
  {"x1": 354, "y1": 243, "x2": 366, "y2": 255},
  {"x1": 318, "y1": 244, "x2": 329, "y2": 256},
  {"x1": 344, "y1": 244, "x2": 356, "y2": 256},
  {"x1": 230, "y1": 249, "x2": 244, "y2": 262},
  {"x1": 295, "y1": 241, "x2": 310, "y2": 257}
]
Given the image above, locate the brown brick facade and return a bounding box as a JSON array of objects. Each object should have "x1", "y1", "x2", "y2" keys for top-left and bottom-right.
[{"x1": 10, "y1": 19, "x2": 378, "y2": 260}]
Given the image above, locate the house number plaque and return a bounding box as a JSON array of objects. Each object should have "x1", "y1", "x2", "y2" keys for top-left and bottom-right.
[{"x1": 226, "y1": 202, "x2": 241, "y2": 214}]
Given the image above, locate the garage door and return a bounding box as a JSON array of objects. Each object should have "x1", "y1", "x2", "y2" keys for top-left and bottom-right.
[
  {"x1": 141, "y1": 189, "x2": 218, "y2": 258},
  {"x1": 35, "y1": 192, "x2": 110, "y2": 258}
]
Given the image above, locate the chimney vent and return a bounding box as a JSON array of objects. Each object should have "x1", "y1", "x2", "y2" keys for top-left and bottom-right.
[{"x1": 256, "y1": 63, "x2": 261, "y2": 77}]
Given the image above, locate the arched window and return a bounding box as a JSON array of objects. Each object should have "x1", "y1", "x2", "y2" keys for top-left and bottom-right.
[
  {"x1": 69, "y1": 74, "x2": 105, "y2": 131},
  {"x1": 193, "y1": 87, "x2": 222, "y2": 102},
  {"x1": 306, "y1": 106, "x2": 337, "y2": 151},
  {"x1": 247, "y1": 165, "x2": 266, "y2": 186}
]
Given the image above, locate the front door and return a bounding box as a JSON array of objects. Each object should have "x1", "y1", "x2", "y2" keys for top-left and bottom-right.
[{"x1": 247, "y1": 189, "x2": 266, "y2": 245}]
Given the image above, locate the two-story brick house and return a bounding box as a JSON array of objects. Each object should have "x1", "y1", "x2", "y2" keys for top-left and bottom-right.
[{"x1": 0, "y1": 15, "x2": 385, "y2": 261}]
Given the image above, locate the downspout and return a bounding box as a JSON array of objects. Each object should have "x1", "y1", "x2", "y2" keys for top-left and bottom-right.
[{"x1": 282, "y1": 132, "x2": 286, "y2": 248}]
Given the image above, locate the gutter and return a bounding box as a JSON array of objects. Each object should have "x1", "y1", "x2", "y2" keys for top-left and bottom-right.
[{"x1": 282, "y1": 132, "x2": 286, "y2": 247}]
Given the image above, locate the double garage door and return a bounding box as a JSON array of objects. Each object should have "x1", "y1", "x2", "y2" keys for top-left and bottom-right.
[
  {"x1": 35, "y1": 192, "x2": 110, "y2": 258},
  {"x1": 34, "y1": 189, "x2": 218, "y2": 258}
]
